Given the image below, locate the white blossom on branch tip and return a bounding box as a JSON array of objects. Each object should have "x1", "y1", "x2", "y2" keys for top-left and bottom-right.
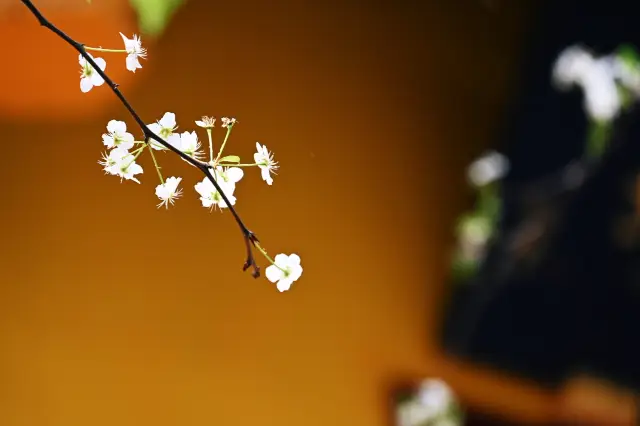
[
  {"x1": 155, "y1": 177, "x2": 183, "y2": 209},
  {"x1": 195, "y1": 116, "x2": 216, "y2": 128},
  {"x1": 147, "y1": 112, "x2": 180, "y2": 151},
  {"x1": 79, "y1": 53, "x2": 106, "y2": 93},
  {"x1": 221, "y1": 117, "x2": 237, "y2": 128},
  {"x1": 254, "y1": 142, "x2": 278, "y2": 185},
  {"x1": 102, "y1": 120, "x2": 134, "y2": 150},
  {"x1": 119, "y1": 32, "x2": 146, "y2": 73},
  {"x1": 265, "y1": 253, "x2": 303, "y2": 292}
]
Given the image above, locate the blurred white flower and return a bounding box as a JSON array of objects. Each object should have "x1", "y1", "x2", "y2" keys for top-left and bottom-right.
[
  {"x1": 417, "y1": 379, "x2": 454, "y2": 418},
  {"x1": 102, "y1": 119, "x2": 134, "y2": 150},
  {"x1": 552, "y1": 45, "x2": 621, "y2": 121},
  {"x1": 467, "y1": 151, "x2": 509, "y2": 187},
  {"x1": 581, "y1": 58, "x2": 621, "y2": 121},
  {"x1": 119, "y1": 33, "x2": 146, "y2": 73},
  {"x1": 396, "y1": 379, "x2": 460, "y2": 426},
  {"x1": 155, "y1": 176, "x2": 182, "y2": 209},
  {"x1": 265, "y1": 253, "x2": 303, "y2": 292},
  {"x1": 254, "y1": 142, "x2": 278, "y2": 185},
  {"x1": 147, "y1": 112, "x2": 181, "y2": 151},
  {"x1": 552, "y1": 45, "x2": 594, "y2": 89},
  {"x1": 79, "y1": 53, "x2": 106, "y2": 93}
]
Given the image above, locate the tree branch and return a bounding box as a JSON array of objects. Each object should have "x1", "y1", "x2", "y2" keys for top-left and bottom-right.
[{"x1": 20, "y1": 0, "x2": 261, "y2": 277}]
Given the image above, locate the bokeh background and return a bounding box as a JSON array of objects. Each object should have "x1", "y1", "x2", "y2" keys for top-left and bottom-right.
[{"x1": 0, "y1": 1, "x2": 581, "y2": 425}]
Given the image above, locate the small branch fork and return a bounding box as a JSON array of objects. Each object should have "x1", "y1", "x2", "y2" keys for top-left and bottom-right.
[{"x1": 20, "y1": 0, "x2": 261, "y2": 277}]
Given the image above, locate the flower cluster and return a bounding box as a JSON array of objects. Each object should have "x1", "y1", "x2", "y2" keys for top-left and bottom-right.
[{"x1": 71, "y1": 29, "x2": 301, "y2": 291}]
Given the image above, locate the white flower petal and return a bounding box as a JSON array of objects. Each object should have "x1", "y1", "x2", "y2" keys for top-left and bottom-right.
[
  {"x1": 276, "y1": 278, "x2": 294, "y2": 292},
  {"x1": 265, "y1": 265, "x2": 281, "y2": 283},
  {"x1": 108, "y1": 120, "x2": 126, "y2": 134},
  {"x1": 91, "y1": 73, "x2": 105, "y2": 86},
  {"x1": 93, "y1": 57, "x2": 107, "y2": 71},
  {"x1": 226, "y1": 167, "x2": 244, "y2": 183},
  {"x1": 126, "y1": 54, "x2": 142, "y2": 72},
  {"x1": 274, "y1": 253, "x2": 289, "y2": 266},
  {"x1": 80, "y1": 77, "x2": 93, "y2": 93},
  {"x1": 159, "y1": 112, "x2": 176, "y2": 128}
]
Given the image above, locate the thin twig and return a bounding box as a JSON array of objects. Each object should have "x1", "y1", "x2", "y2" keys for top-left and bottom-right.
[{"x1": 20, "y1": 0, "x2": 261, "y2": 277}]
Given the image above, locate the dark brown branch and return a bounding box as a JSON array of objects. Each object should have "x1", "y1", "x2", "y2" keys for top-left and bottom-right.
[{"x1": 21, "y1": 0, "x2": 260, "y2": 277}]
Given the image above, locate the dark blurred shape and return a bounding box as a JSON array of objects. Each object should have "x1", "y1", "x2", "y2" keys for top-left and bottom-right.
[{"x1": 443, "y1": 0, "x2": 640, "y2": 392}]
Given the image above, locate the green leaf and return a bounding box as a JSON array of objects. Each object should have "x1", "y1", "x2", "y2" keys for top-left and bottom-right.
[
  {"x1": 218, "y1": 155, "x2": 241, "y2": 163},
  {"x1": 128, "y1": 0, "x2": 185, "y2": 37}
]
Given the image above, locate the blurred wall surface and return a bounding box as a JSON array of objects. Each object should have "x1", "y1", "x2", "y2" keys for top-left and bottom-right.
[{"x1": 0, "y1": 1, "x2": 531, "y2": 425}]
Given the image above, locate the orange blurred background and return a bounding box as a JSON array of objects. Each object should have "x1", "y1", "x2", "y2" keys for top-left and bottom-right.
[{"x1": 0, "y1": 1, "x2": 563, "y2": 425}]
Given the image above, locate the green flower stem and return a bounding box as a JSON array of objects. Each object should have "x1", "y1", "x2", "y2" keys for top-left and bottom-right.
[
  {"x1": 218, "y1": 163, "x2": 259, "y2": 167},
  {"x1": 148, "y1": 144, "x2": 164, "y2": 184},
  {"x1": 214, "y1": 126, "x2": 233, "y2": 165},
  {"x1": 478, "y1": 183, "x2": 499, "y2": 218},
  {"x1": 129, "y1": 145, "x2": 147, "y2": 156},
  {"x1": 206, "y1": 129, "x2": 214, "y2": 163},
  {"x1": 254, "y1": 243, "x2": 286, "y2": 272},
  {"x1": 123, "y1": 144, "x2": 147, "y2": 169},
  {"x1": 84, "y1": 46, "x2": 127, "y2": 54}
]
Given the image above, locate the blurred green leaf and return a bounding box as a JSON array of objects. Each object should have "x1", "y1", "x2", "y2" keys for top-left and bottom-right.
[
  {"x1": 617, "y1": 44, "x2": 640, "y2": 68},
  {"x1": 128, "y1": 0, "x2": 185, "y2": 37},
  {"x1": 218, "y1": 155, "x2": 241, "y2": 163}
]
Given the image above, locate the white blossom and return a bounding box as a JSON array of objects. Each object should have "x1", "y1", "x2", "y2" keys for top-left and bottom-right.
[
  {"x1": 417, "y1": 379, "x2": 454, "y2": 419},
  {"x1": 552, "y1": 46, "x2": 621, "y2": 121},
  {"x1": 99, "y1": 147, "x2": 128, "y2": 174},
  {"x1": 119, "y1": 33, "x2": 146, "y2": 73},
  {"x1": 147, "y1": 112, "x2": 181, "y2": 151},
  {"x1": 215, "y1": 166, "x2": 244, "y2": 187},
  {"x1": 195, "y1": 116, "x2": 216, "y2": 128},
  {"x1": 221, "y1": 117, "x2": 237, "y2": 128},
  {"x1": 265, "y1": 253, "x2": 303, "y2": 292},
  {"x1": 254, "y1": 142, "x2": 278, "y2": 185},
  {"x1": 467, "y1": 151, "x2": 508, "y2": 187},
  {"x1": 581, "y1": 58, "x2": 621, "y2": 121},
  {"x1": 99, "y1": 147, "x2": 143, "y2": 183},
  {"x1": 155, "y1": 176, "x2": 182, "y2": 209},
  {"x1": 194, "y1": 175, "x2": 237, "y2": 210},
  {"x1": 552, "y1": 46, "x2": 594, "y2": 89},
  {"x1": 102, "y1": 120, "x2": 134, "y2": 150},
  {"x1": 176, "y1": 131, "x2": 203, "y2": 159},
  {"x1": 79, "y1": 53, "x2": 106, "y2": 93}
]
